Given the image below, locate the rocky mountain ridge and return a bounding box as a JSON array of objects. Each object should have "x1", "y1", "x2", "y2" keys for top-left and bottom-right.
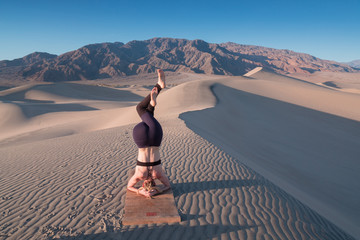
[
  {"x1": 343, "y1": 59, "x2": 360, "y2": 68},
  {"x1": 0, "y1": 38, "x2": 357, "y2": 82}
]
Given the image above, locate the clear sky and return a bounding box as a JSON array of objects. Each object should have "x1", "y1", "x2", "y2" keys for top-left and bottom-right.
[{"x1": 1, "y1": 0, "x2": 359, "y2": 62}]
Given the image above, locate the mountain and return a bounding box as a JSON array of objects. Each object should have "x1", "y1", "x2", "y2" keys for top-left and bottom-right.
[
  {"x1": 0, "y1": 38, "x2": 357, "y2": 82},
  {"x1": 343, "y1": 59, "x2": 360, "y2": 68},
  {"x1": 0, "y1": 52, "x2": 57, "y2": 67}
]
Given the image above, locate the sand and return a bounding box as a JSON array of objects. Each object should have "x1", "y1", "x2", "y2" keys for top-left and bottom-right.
[
  {"x1": 289, "y1": 71, "x2": 360, "y2": 94},
  {"x1": 0, "y1": 70, "x2": 359, "y2": 239}
]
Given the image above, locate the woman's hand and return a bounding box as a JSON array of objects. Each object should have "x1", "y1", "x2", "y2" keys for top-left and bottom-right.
[
  {"x1": 149, "y1": 188, "x2": 160, "y2": 197},
  {"x1": 138, "y1": 188, "x2": 151, "y2": 198}
]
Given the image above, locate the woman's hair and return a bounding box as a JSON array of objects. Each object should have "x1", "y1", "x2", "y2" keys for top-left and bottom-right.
[{"x1": 142, "y1": 179, "x2": 156, "y2": 190}]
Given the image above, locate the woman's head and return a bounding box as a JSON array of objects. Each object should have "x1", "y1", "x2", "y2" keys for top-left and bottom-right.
[{"x1": 142, "y1": 178, "x2": 156, "y2": 191}]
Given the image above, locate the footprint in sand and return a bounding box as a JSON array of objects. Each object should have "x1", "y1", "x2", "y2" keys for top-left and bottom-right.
[
  {"x1": 60, "y1": 162, "x2": 68, "y2": 168},
  {"x1": 95, "y1": 193, "x2": 107, "y2": 201},
  {"x1": 9, "y1": 227, "x2": 18, "y2": 235},
  {"x1": 1, "y1": 196, "x2": 12, "y2": 200},
  {"x1": 87, "y1": 220, "x2": 95, "y2": 226},
  {"x1": 67, "y1": 211, "x2": 78, "y2": 220}
]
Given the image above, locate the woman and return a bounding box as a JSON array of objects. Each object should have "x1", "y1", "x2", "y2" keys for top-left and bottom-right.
[{"x1": 127, "y1": 69, "x2": 171, "y2": 198}]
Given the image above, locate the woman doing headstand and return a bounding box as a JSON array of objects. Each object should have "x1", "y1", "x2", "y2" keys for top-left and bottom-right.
[{"x1": 127, "y1": 69, "x2": 171, "y2": 198}]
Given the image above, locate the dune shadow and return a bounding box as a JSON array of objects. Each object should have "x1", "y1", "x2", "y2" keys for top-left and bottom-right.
[
  {"x1": 178, "y1": 213, "x2": 205, "y2": 221},
  {"x1": 0, "y1": 86, "x2": 13, "y2": 91},
  {"x1": 179, "y1": 84, "x2": 360, "y2": 195},
  {"x1": 275, "y1": 72, "x2": 336, "y2": 89},
  {"x1": 242, "y1": 76, "x2": 255, "y2": 79},
  {"x1": 323, "y1": 81, "x2": 341, "y2": 89},
  {"x1": 172, "y1": 179, "x2": 262, "y2": 197},
  {"x1": 10, "y1": 102, "x2": 99, "y2": 118},
  {"x1": 0, "y1": 82, "x2": 144, "y2": 102},
  {"x1": 49, "y1": 82, "x2": 144, "y2": 101},
  {"x1": 58, "y1": 223, "x2": 257, "y2": 240},
  {"x1": 0, "y1": 82, "x2": 145, "y2": 118}
]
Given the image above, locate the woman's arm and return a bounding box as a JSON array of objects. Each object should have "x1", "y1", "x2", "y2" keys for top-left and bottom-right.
[
  {"x1": 149, "y1": 185, "x2": 170, "y2": 197},
  {"x1": 149, "y1": 170, "x2": 171, "y2": 197},
  {"x1": 127, "y1": 174, "x2": 151, "y2": 198},
  {"x1": 127, "y1": 174, "x2": 140, "y2": 192}
]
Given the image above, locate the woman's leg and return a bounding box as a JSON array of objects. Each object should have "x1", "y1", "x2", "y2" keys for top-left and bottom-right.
[
  {"x1": 140, "y1": 112, "x2": 163, "y2": 146},
  {"x1": 136, "y1": 84, "x2": 162, "y2": 117},
  {"x1": 133, "y1": 70, "x2": 165, "y2": 147},
  {"x1": 135, "y1": 69, "x2": 166, "y2": 117}
]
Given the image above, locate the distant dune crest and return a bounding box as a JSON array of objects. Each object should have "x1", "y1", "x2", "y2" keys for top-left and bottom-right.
[{"x1": 0, "y1": 38, "x2": 357, "y2": 82}]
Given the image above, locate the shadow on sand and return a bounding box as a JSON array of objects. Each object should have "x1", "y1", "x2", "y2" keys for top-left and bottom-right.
[
  {"x1": 0, "y1": 82, "x2": 144, "y2": 118},
  {"x1": 0, "y1": 82, "x2": 143, "y2": 102},
  {"x1": 58, "y1": 223, "x2": 257, "y2": 240},
  {"x1": 12, "y1": 102, "x2": 99, "y2": 118},
  {"x1": 171, "y1": 179, "x2": 262, "y2": 197}
]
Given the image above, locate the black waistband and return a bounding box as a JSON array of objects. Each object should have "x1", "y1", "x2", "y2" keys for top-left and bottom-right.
[{"x1": 136, "y1": 159, "x2": 161, "y2": 167}]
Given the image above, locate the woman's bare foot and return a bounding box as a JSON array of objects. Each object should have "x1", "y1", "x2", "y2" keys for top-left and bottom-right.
[
  {"x1": 150, "y1": 87, "x2": 158, "y2": 107},
  {"x1": 157, "y1": 69, "x2": 166, "y2": 89}
]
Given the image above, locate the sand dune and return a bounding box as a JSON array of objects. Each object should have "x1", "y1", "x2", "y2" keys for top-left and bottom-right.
[
  {"x1": 289, "y1": 71, "x2": 360, "y2": 94},
  {"x1": 0, "y1": 71, "x2": 358, "y2": 239},
  {"x1": 0, "y1": 72, "x2": 221, "y2": 145},
  {"x1": 0, "y1": 82, "x2": 143, "y2": 146},
  {"x1": 243, "y1": 67, "x2": 263, "y2": 77},
  {"x1": 0, "y1": 82, "x2": 142, "y2": 106}
]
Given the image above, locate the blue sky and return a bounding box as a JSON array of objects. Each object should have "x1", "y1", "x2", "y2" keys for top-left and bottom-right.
[{"x1": 0, "y1": 0, "x2": 359, "y2": 62}]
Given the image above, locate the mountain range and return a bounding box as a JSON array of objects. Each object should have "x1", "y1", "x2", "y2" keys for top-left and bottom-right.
[
  {"x1": 343, "y1": 59, "x2": 360, "y2": 68},
  {"x1": 0, "y1": 38, "x2": 358, "y2": 82}
]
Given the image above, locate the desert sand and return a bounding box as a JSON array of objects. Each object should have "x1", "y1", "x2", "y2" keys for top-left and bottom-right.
[
  {"x1": 0, "y1": 71, "x2": 359, "y2": 239},
  {"x1": 289, "y1": 71, "x2": 360, "y2": 94}
]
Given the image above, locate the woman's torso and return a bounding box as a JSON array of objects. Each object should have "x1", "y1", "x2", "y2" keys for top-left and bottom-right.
[
  {"x1": 137, "y1": 146, "x2": 160, "y2": 163},
  {"x1": 136, "y1": 146, "x2": 163, "y2": 179}
]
